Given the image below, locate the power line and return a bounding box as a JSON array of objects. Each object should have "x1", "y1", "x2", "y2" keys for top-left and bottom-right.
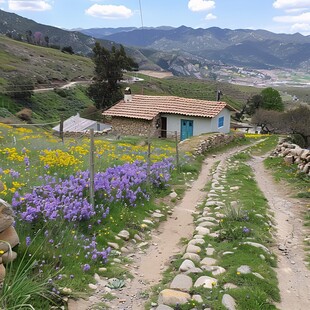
[{"x1": 139, "y1": 0, "x2": 144, "y2": 29}]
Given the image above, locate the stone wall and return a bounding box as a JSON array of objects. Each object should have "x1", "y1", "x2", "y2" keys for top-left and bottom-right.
[
  {"x1": 271, "y1": 142, "x2": 310, "y2": 175},
  {"x1": 107, "y1": 117, "x2": 160, "y2": 137},
  {"x1": 179, "y1": 133, "x2": 245, "y2": 155},
  {"x1": 0, "y1": 184, "x2": 19, "y2": 283}
]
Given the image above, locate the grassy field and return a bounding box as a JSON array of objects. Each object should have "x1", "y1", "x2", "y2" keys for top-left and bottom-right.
[
  {"x1": 0, "y1": 35, "x2": 94, "y2": 91},
  {"x1": 0, "y1": 123, "x2": 200, "y2": 308}
]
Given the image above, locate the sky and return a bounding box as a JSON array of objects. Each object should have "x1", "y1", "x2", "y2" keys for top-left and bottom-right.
[{"x1": 0, "y1": 0, "x2": 310, "y2": 35}]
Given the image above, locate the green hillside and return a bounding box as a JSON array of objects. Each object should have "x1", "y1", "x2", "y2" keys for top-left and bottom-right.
[{"x1": 0, "y1": 35, "x2": 95, "y2": 90}]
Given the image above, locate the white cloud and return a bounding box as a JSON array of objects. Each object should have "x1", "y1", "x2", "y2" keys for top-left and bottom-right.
[
  {"x1": 273, "y1": 0, "x2": 310, "y2": 9},
  {"x1": 8, "y1": 0, "x2": 52, "y2": 11},
  {"x1": 188, "y1": 0, "x2": 215, "y2": 12},
  {"x1": 285, "y1": 8, "x2": 309, "y2": 13},
  {"x1": 205, "y1": 13, "x2": 216, "y2": 20},
  {"x1": 0, "y1": 0, "x2": 6, "y2": 3},
  {"x1": 273, "y1": 11, "x2": 310, "y2": 23},
  {"x1": 85, "y1": 4, "x2": 133, "y2": 19},
  {"x1": 291, "y1": 22, "x2": 310, "y2": 32}
]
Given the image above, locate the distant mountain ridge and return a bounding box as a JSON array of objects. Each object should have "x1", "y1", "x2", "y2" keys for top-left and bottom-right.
[{"x1": 82, "y1": 25, "x2": 310, "y2": 70}]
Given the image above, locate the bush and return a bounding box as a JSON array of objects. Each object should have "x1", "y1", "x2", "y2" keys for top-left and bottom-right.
[
  {"x1": 16, "y1": 108, "x2": 32, "y2": 121},
  {"x1": 289, "y1": 133, "x2": 306, "y2": 148}
]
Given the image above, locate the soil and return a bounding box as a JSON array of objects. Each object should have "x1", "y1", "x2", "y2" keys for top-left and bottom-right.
[
  {"x1": 70, "y1": 146, "x2": 310, "y2": 310},
  {"x1": 251, "y1": 156, "x2": 310, "y2": 310}
]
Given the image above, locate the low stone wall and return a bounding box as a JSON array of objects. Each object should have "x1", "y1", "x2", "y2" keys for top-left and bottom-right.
[
  {"x1": 179, "y1": 133, "x2": 245, "y2": 155},
  {"x1": 271, "y1": 142, "x2": 310, "y2": 175},
  {"x1": 107, "y1": 117, "x2": 161, "y2": 137},
  {"x1": 0, "y1": 185, "x2": 19, "y2": 283}
]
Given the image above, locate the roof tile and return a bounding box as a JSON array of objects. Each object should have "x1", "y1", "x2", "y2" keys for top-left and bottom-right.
[{"x1": 103, "y1": 95, "x2": 236, "y2": 120}]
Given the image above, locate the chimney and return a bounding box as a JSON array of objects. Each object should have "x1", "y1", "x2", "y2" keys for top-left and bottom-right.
[
  {"x1": 124, "y1": 87, "x2": 132, "y2": 103},
  {"x1": 216, "y1": 90, "x2": 223, "y2": 101}
]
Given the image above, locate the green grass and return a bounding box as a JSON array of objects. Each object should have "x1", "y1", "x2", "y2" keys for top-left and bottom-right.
[
  {"x1": 146, "y1": 140, "x2": 279, "y2": 310},
  {"x1": 264, "y1": 157, "x2": 310, "y2": 198}
]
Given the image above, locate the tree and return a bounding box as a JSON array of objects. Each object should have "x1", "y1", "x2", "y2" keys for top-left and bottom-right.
[
  {"x1": 261, "y1": 87, "x2": 284, "y2": 111},
  {"x1": 44, "y1": 35, "x2": 49, "y2": 47},
  {"x1": 88, "y1": 42, "x2": 138, "y2": 109},
  {"x1": 61, "y1": 46, "x2": 74, "y2": 54},
  {"x1": 25, "y1": 30, "x2": 33, "y2": 44},
  {"x1": 5, "y1": 75, "x2": 34, "y2": 101},
  {"x1": 282, "y1": 105, "x2": 310, "y2": 147},
  {"x1": 252, "y1": 109, "x2": 283, "y2": 134},
  {"x1": 245, "y1": 94, "x2": 264, "y2": 116}
]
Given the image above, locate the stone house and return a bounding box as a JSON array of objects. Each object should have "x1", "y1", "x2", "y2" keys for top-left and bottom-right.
[{"x1": 102, "y1": 93, "x2": 236, "y2": 140}]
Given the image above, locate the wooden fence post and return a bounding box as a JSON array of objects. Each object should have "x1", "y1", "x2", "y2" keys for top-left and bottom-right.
[
  {"x1": 89, "y1": 129, "x2": 95, "y2": 207},
  {"x1": 175, "y1": 131, "x2": 180, "y2": 172}
]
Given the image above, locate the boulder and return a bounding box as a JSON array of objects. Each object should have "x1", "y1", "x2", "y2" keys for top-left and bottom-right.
[
  {"x1": 0, "y1": 199, "x2": 15, "y2": 233},
  {"x1": 179, "y1": 259, "x2": 195, "y2": 272},
  {"x1": 194, "y1": 276, "x2": 217, "y2": 289},
  {"x1": 0, "y1": 264, "x2": 5, "y2": 282},
  {"x1": 1, "y1": 250, "x2": 17, "y2": 264},
  {"x1": 0, "y1": 226, "x2": 20, "y2": 252},
  {"x1": 222, "y1": 294, "x2": 236, "y2": 310},
  {"x1": 170, "y1": 274, "x2": 193, "y2": 292},
  {"x1": 158, "y1": 289, "x2": 191, "y2": 306}
]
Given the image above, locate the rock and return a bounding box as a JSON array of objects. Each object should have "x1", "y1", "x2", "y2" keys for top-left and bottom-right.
[
  {"x1": 182, "y1": 253, "x2": 201, "y2": 263},
  {"x1": 200, "y1": 257, "x2": 217, "y2": 266},
  {"x1": 118, "y1": 230, "x2": 130, "y2": 240},
  {"x1": 211, "y1": 266, "x2": 226, "y2": 276},
  {"x1": 198, "y1": 221, "x2": 216, "y2": 227},
  {"x1": 222, "y1": 251, "x2": 234, "y2": 256},
  {"x1": 0, "y1": 264, "x2": 5, "y2": 281},
  {"x1": 0, "y1": 226, "x2": 20, "y2": 251},
  {"x1": 88, "y1": 283, "x2": 97, "y2": 290},
  {"x1": 242, "y1": 242, "x2": 271, "y2": 254},
  {"x1": 188, "y1": 238, "x2": 204, "y2": 246},
  {"x1": 98, "y1": 267, "x2": 107, "y2": 272},
  {"x1": 195, "y1": 226, "x2": 210, "y2": 236},
  {"x1": 223, "y1": 283, "x2": 238, "y2": 290},
  {"x1": 169, "y1": 192, "x2": 177, "y2": 199},
  {"x1": 206, "y1": 247, "x2": 215, "y2": 256},
  {"x1": 184, "y1": 267, "x2": 203, "y2": 274},
  {"x1": 1, "y1": 250, "x2": 17, "y2": 264},
  {"x1": 134, "y1": 234, "x2": 143, "y2": 241},
  {"x1": 170, "y1": 274, "x2": 193, "y2": 292},
  {"x1": 179, "y1": 259, "x2": 195, "y2": 272},
  {"x1": 138, "y1": 242, "x2": 149, "y2": 248},
  {"x1": 237, "y1": 265, "x2": 251, "y2": 274},
  {"x1": 253, "y1": 272, "x2": 264, "y2": 279},
  {"x1": 194, "y1": 276, "x2": 217, "y2": 289},
  {"x1": 186, "y1": 244, "x2": 201, "y2": 254},
  {"x1": 107, "y1": 242, "x2": 119, "y2": 250},
  {"x1": 156, "y1": 305, "x2": 174, "y2": 310},
  {"x1": 222, "y1": 294, "x2": 236, "y2": 310},
  {"x1": 192, "y1": 294, "x2": 203, "y2": 303},
  {"x1": 143, "y1": 219, "x2": 154, "y2": 225},
  {"x1": 158, "y1": 289, "x2": 190, "y2": 306},
  {"x1": 0, "y1": 199, "x2": 15, "y2": 233},
  {"x1": 197, "y1": 216, "x2": 218, "y2": 223},
  {"x1": 230, "y1": 186, "x2": 240, "y2": 191},
  {"x1": 152, "y1": 212, "x2": 165, "y2": 218}
]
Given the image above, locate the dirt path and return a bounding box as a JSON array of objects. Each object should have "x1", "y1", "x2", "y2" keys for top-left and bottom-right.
[
  {"x1": 70, "y1": 144, "x2": 310, "y2": 310},
  {"x1": 251, "y1": 156, "x2": 310, "y2": 310}
]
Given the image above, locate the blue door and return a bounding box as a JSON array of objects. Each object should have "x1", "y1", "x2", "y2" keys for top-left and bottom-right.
[{"x1": 181, "y1": 119, "x2": 193, "y2": 140}]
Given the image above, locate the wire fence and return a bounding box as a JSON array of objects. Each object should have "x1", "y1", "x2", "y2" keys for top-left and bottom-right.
[{"x1": 1, "y1": 121, "x2": 181, "y2": 207}]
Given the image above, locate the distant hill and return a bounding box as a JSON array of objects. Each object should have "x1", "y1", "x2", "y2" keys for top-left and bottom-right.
[{"x1": 87, "y1": 25, "x2": 310, "y2": 70}]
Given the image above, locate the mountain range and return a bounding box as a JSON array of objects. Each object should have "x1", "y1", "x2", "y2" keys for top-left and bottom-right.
[{"x1": 1, "y1": 9, "x2": 310, "y2": 79}]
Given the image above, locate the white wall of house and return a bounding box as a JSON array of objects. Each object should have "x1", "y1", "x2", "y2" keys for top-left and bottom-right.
[
  {"x1": 161, "y1": 108, "x2": 231, "y2": 136},
  {"x1": 161, "y1": 114, "x2": 212, "y2": 136},
  {"x1": 210, "y1": 108, "x2": 231, "y2": 133}
]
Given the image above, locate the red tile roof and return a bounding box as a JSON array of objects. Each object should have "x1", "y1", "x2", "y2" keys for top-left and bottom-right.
[{"x1": 103, "y1": 95, "x2": 236, "y2": 120}]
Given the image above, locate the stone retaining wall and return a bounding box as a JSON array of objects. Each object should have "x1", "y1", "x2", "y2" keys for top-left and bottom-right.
[
  {"x1": 179, "y1": 133, "x2": 245, "y2": 156},
  {"x1": 271, "y1": 141, "x2": 310, "y2": 176}
]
